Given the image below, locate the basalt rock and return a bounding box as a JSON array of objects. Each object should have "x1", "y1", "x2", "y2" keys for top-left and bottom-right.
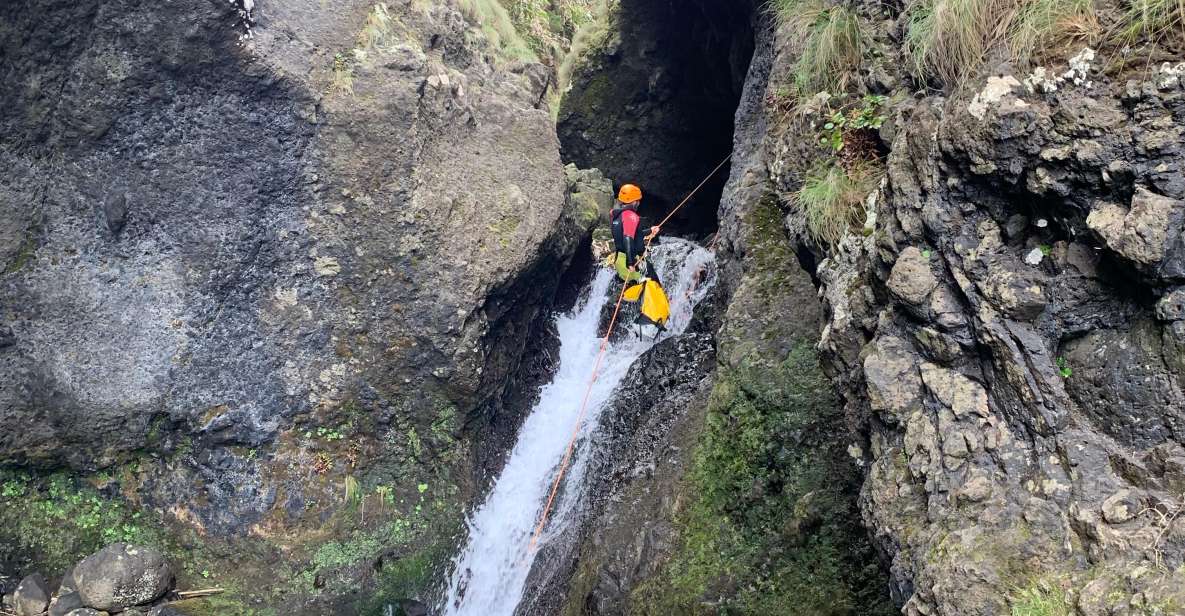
[
  {"x1": 12, "y1": 573, "x2": 49, "y2": 616},
  {"x1": 791, "y1": 46, "x2": 1185, "y2": 616},
  {"x1": 73, "y1": 543, "x2": 172, "y2": 611},
  {"x1": 0, "y1": 0, "x2": 586, "y2": 540}
]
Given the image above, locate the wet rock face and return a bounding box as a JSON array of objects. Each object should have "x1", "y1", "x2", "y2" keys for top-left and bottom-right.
[
  {"x1": 0, "y1": 0, "x2": 578, "y2": 534},
  {"x1": 807, "y1": 60, "x2": 1185, "y2": 612},
  {"x1": 522, "y1": 330, "x2": 717, "y2": 615},
  {"x1": 557, "y1": 0, "x2": 755, "y2": 235}
]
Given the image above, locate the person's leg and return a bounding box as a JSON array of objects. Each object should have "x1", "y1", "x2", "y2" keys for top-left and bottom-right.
[{"x1": 615, "y1": 253, "x2": 641, "y2": 282}]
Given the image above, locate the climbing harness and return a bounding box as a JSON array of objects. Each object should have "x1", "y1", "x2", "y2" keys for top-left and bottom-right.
[{"x1": 524, "y1": 154, "x2": 732, "y2": 560}]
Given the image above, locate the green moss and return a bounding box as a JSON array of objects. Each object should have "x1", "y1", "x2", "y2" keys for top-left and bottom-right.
[
  {"x1": 631, "y1": 345, "x2": 894, "y2": 615},
  {"x1": 2, "y1": 230, "x2": 36, "y2": 275},
  {"x1": 0, "y1": 470, "x2": 161, "y2": 573}
]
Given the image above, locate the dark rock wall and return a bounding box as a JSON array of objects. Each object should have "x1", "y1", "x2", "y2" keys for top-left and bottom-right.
[
  {"x1": 1, "y1": 0, "x2": 314, "y2": 469},
  {"x1": 556, "y1": 0, "x2": 755, "y2": 235},
  {"x1": 0, "y1": 0, "x2": 586, "y2": 551}
]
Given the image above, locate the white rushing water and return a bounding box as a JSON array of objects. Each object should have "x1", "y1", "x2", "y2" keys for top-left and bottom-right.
[{"x1": 440, "y1": 239, "x2": 717, "y2": 616}]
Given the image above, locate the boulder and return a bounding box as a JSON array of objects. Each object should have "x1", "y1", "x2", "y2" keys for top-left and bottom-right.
[
  {"x1": 73, "y1": 544, "x2": 172, "y2": 611},
  {"x1": 13, "y1": 573, "x2": 49, "y2": 616},
  {"x1": 64, "y1": 610, "x2": 102, "y2": 616},
  {"x1": 399, "y1": 599, "x2": 430, "y2": 616},
  {"x1": 49, "y1": 591, "x2": 84, "y2": 616},
  {"x1": 887, "y1": 246, "x2": 939, "y2": 306},
  {"x1": 1156, "y1": 287, "x2": 1185, "y2": 321},
  {"x1": 1087, "y1": 187, "x2": 1183, "y2": 268},
  {"x1": 1101, "y1": 490, "x2": 1142, "y2": 524}
]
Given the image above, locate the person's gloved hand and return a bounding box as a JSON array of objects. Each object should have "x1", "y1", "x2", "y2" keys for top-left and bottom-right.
[{"x1": 645, "y1": 225, "x2": 660, "y2": 241}]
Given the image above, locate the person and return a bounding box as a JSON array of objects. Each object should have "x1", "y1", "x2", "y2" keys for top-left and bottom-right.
[{"x1": 609, "y1": 183, "x2": 660, "y2": 283}]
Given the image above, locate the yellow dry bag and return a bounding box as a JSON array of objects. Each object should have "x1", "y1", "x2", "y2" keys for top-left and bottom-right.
[{"x1": 622, "y1": 278, "x2": 670, "y2": 329}]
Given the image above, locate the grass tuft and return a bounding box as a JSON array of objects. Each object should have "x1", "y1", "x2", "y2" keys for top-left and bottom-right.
[
  {"x1": 331, "y1": 53, "x2": 354, "y2": 95},
  {"x1": 458, "y1": 0, "x2": 540, "y2": 62},
  {"x1": 1119, "y1": 0, "x2": 1185, "y2": 47},
  {"x1": 357, "y1": 2, "x2": 396, "y2": 52},
  {"x1": 792, "y1": 3, "x2": 865, "y2": 97},
  {"x1": 768, "y1": 0, "x2": 804, "y2": 26},
  {"x1": 1010, "y1": 0, "x2": 1100, "y2": 67},
  {"x1": 904, "y1": 0, "x2": 1017, "y2": 88},
  {"x1": 1010, "y1": 579, "x2": 1071, "y2": 616},
  {"x1": 797, "y1": 161, "x2": 880, "y2": 248}
]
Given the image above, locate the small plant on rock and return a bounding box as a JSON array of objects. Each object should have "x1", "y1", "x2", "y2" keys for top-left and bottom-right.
[
  {"x1": 1055, "y1": 356, "x2": 1073, "y2": 378},
  {"x1": 314, "y1": 452, "x2": 334, "y2": 475},
  {"x1": 331, "y1": 53, "x2": 354, "y2": 95},
  {"x1": 817, "y1": 94, "x2": 887, "y2": 162},
  {"x1": 1010, "y1": 578, "x2": 1071, "y2": 616}
]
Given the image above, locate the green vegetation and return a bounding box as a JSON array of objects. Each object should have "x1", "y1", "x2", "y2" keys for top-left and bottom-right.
[
  {"x1": 903, "y1": 0, "x2": 1182, "y2": 88},
  {"x1": 556, "y1": 1, "x2": 615, "y2": 104},
  {"x1": 1120, "y1": 0, "x2": 1185, "y2": 45},
  {"x1": 1009, "y1": 0, "x2": 1099, "y2": 67},
  {"x1": 357, "y1": 2, "x2": 397, "y2": 52},
  {"x1": 331, "y1": 53, "x2": 354, "y2": 95},
  {"x1": 1056, "y1": 356, "x2": 1073, "y2": 378},
  {"x1": 1011, "y1": 579, "x2": 1072, "y2": 616},
  {"x1": 904, "y1": 0, "x2": 1008, "y2": 87},
  {"x1": 296, "y1": 485, "x2": 462, "y2": 614},
  {"x1": 818, "y1": 94, "x2": 887, "y2": 153},
  {"x1": 792, "y1": 3, "x2": 865, "y2": 97},
  {"x1": 632, "y1": 345, "x2": 894, "y2": 615},
  {"x1": 499, "y1": 0, "x2": 600, "y2": 58},
  {"x1": 0, "y1": 471, "x2": 159, "y2": 573},
  {"x1": 797, "y1": 160, "x2": 880, "y2": 247},
  {"x1": 2, "y1": 230, "x2": 37, "y2": 275},
  {"x1": 458, "y1": 0, "x2": 538, "y2": 61}
]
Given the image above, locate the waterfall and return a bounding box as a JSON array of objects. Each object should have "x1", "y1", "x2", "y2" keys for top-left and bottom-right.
[{"x1": 439, "y1": 238, "x2": 717, "y2": 615}]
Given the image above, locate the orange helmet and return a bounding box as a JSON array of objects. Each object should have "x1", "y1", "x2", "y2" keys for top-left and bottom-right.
[{"x1": 617, "y1": 183, "x2": 642, "y2": 204}]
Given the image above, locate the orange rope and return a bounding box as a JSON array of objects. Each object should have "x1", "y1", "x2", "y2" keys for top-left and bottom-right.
[{"x1": 524, "y1": 154, "x2": 732, "y2": 559}]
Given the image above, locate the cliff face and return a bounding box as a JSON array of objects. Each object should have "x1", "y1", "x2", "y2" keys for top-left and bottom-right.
[
  {"x1": 0, "y1": 0, "x2": 598, "y2": 608},
  {"x1": 816, "y1": 59, "x2": 1185, "y2": 614},
  {"x1": 770, "y1": 5, "x2": 1185, "y2": 614}
]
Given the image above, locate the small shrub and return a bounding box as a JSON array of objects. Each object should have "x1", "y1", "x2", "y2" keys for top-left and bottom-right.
[
  {"x1": 331, "y1": 53, "x2": 353, "y2": 95},
  {"x1": 816, "y1": 94, "x2": 887, "y2": 164},
  {"x1": 792, "y1": 4, "x2": 865, "y2": 97},
  {"x1": 797, "y1": 161, "x2": 880, "y2": 247},
  {"x1": 357, "y1": 2, "x2": 395, "y2": 51},
  {"x1": 1056, "y1": 356, "x2": 1073, "y2": 378}
]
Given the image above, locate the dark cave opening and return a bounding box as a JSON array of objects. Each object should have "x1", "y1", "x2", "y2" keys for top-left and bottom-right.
[{"x1": 556, "y1": 0, "x2": 756, "y2": 238}]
